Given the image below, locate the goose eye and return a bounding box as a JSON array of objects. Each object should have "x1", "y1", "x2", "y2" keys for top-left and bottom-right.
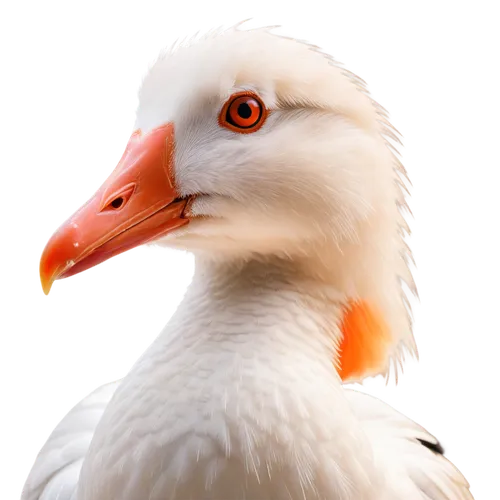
[{"x1": 219, "y1": 92, "x2": 267, "y2": 133}]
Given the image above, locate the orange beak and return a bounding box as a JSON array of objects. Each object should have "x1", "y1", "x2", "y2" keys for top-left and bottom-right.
[{"x1": 40, "y1": 123, "x2": 190, "y2": 295}]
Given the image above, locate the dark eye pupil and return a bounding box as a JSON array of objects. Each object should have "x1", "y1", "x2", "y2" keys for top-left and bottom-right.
[{"x1": 237, "y1": 102, "x2": 252, "y2": 119}]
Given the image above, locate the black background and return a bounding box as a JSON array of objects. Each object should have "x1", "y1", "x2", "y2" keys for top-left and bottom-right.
[{"x1": 14, "y1": 7, "x2": 482, "y2": 500}]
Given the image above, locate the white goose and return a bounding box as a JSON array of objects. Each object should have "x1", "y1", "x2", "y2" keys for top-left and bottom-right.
[{"x1": 22, "y1": 26, "x2": 472, "y2": 500}]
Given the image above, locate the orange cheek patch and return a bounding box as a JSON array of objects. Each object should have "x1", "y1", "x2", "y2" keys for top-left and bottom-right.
[{"x1": 338, "y1": 300, "x2": 391, "y2": 381}]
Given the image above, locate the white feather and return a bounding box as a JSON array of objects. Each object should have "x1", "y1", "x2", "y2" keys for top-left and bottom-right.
[
  {"x1": 23, "y1": 25, "x2": 472, "y2": 500},
  {"x1": 22, "y1": 382, "x2": 119, "y2": 500}
]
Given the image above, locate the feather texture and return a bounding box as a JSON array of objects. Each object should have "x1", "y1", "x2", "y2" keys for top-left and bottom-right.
[
  {"x1": 22, "y1": 382, "x2": 120, "y2": 500},
  {"x1": 23, "y1": 24, "x2": 471, "y2": 500}
]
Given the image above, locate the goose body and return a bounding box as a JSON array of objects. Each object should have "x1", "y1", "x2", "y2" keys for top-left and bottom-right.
[{"x1": 23, "y1": 26, "x2": 472, "y2": 499}]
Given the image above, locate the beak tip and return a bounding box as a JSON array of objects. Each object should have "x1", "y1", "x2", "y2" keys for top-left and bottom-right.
[
  {"x1": 40, "y1": 272, "x2": 54, "y2": 295},
  {"x1": 40, "y1": 282, "x2": 55, "y2": 297},
  {"x1": 40, "y1": 253, "x2": 55, "y2": 295}
]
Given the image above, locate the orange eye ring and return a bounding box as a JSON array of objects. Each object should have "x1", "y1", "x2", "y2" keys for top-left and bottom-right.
[{"x1": 219, "y1": 92, "x2": 268, "y2": 133}]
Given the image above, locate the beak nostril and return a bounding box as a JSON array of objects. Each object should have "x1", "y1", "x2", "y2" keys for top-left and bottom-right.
[
  {"x1": 110, "y1": 197, "x2": 124, "y2": 209},
  {"x1": 100, "y1": 184, "x2": 136, "y2": 213}
]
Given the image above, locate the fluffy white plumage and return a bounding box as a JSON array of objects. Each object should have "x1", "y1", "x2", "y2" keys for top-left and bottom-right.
[{"x1": 22, "y1": 25, "x2": 472, "y2": 499}]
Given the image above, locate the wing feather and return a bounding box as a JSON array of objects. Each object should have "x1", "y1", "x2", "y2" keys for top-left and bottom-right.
[
  {"x1": 346, "y1": 389, "x2": 473, "y2": 500},
  {"x1": 22, "y1": 382, "x2": 120, "y2": 500}
]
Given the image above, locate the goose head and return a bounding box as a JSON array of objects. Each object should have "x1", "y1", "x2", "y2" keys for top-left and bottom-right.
[{"x1": 40, "y1": 27, "x2": 415, "y2": 382}]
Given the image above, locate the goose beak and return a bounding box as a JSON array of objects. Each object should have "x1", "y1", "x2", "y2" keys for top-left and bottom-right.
[{"x1": 40, "y1": 123, "x2": 189, "y2": 295}]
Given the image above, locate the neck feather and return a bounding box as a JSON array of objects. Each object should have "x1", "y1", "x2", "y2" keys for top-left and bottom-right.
[
  {"x1": 81, "y1": 254, "x2": 376, "y2": 500},
  {"x1": 173, "y1": 254, "x2": 346, "y2": 366}
]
